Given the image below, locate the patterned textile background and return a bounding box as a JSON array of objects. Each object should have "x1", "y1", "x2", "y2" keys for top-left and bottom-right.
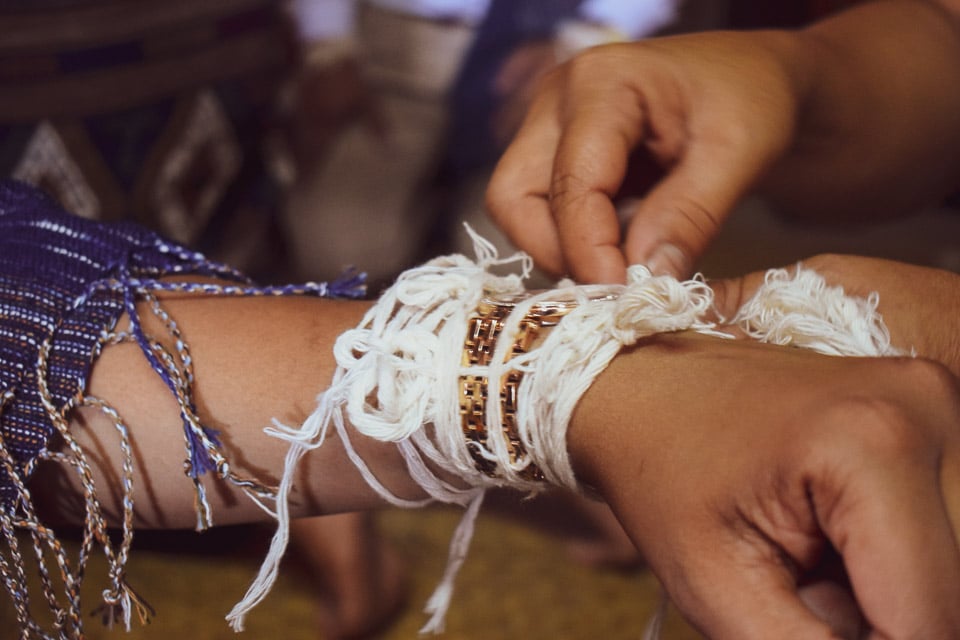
[{"x1": 0, "y1": 0, "x2": 296, "y2": 277}]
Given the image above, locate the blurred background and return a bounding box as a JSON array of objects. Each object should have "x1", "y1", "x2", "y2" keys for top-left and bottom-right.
[{"x1": 3, "y1": 0, "x2": 960, "y2": 637}]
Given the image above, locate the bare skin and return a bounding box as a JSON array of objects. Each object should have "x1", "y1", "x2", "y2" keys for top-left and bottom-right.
[
  {"x1": 571, "y1": 332, "x2": 960, "y2": 639},
  {"x1": 486, "y1": 0, "x2": 960, "y2": 282},
  {"x1": 35, "y1": 296, "x2": 388, "y2": 528},
  {"x1": 24, "y1": 284, "x2": 960, "y2": 639},
  {"x1": 480, "y1": 3, "x2": 960, "y2": 633},
  {"x1": 710, "y1": 254, "x2": 960, "y2": 377}
]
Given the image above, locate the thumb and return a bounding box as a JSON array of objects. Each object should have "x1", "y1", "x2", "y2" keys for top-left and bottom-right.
[{"x1": 622, "y1": 144, "x2": 763, "y2": 278}]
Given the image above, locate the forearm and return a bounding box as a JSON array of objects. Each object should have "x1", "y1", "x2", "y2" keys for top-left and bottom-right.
[
  {"x1": 48, "y1": 295, "x2": 426, "y2": 529},
  {"x1": 37, "y1": 244, "x2": 960, "y2": 638},
  {"x1": 761, "y1": 0, "x2": 960, "y2": 221}
]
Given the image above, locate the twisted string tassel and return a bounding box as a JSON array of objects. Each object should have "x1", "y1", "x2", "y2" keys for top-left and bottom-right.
[{"x1": 92, "y1": 578, "x2": 155, "y2": 629}]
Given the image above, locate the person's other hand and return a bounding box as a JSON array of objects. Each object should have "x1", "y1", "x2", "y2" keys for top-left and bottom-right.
[
  {"x1": 710, "y1": 254, "x2": 960, "y2": 377},
  {"x1": 486, "y1": 32, "x2": 803, "y2": 283},
  {"x1": 570, "y1": 330, "x2": 960, "y2": 638}
]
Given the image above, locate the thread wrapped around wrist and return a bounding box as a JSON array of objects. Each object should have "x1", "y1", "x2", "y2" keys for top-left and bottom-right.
[
  {"x1": 228, "y1": 230, "x2": 902, "y2": 634},
  {"x1": 459, "y1": 289, "x2": 621, "y2": 483}
]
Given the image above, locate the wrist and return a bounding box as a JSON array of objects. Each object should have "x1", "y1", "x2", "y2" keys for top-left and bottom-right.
[{"x1": 459, "y1": 288, "x2": 619, "y2": 484}]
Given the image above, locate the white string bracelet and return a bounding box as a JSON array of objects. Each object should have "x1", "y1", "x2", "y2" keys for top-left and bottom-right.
[
  {"x1": 733, "y1": 266, "x2": 900, "y2": 357},
  {"x1": 227, "y1": 231, "x2": 903, "y2": 633}
]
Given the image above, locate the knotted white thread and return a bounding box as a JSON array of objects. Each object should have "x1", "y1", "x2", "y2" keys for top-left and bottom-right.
[
  {"x1": 507, "y1": 266, "x2": 733, "y2": 491},
  {"x1": 733, "y1": 266, "x2": 902, "y2": 357},
  {"x1": 229, "y1": 233, "x2": 902, "y2": 634}
]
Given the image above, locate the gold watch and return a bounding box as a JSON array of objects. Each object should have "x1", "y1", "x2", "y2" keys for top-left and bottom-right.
[{"x1": 459, "y1": 288, "x2": 617, "y2": 481}]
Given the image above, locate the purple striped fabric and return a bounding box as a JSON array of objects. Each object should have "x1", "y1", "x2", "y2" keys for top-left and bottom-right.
[{"x1": 0, "y1": 178, "x2": 364, "y2": 505}]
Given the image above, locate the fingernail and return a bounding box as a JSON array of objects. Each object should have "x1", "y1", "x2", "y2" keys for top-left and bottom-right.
[{"x1": 645, "y1": 244, "x2": 689, "y2": 278}]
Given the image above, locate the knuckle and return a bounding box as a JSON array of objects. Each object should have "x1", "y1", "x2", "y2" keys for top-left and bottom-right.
[
  {"x1": 485, "y1": 164, "x2": 531, "y2": 223},
  {"x1": 548, "y1": 171, "x2": 592, "y2": 217},
  {"x1": 845, "y1": 397, "x2": 924, "y2": 460},
  {"x1": 818, "y1": 360, "x2": 951, "y2": 461},
  {"x1": 563, "y1": 45, "x2": 613, "y2": 80},
  {"x1": 895, "y1": 356, "x2": 958, "y2": 397},
  {"x1": 484, "y1": 177, "x2": 510, "y2": 221}
]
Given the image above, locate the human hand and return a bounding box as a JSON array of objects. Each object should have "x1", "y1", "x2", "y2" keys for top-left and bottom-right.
[
  {"x1": 569, "y1": 331, "x2": 960, "y2": 638},
  {"x1": 486, "y1": 32, "x2": 804, "y2": 283},
  {"x1": 486, "y1": 2, "x2": 960, "y2": 285},
  {"x1": 710, "y1": 254, "x2": 960, "y2": 377}
]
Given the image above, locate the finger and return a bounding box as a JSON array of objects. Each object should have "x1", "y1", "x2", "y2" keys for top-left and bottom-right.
[
  {"x1": 621, "y1": 141, "x2": 763, "y2": 278},
  {"x1": 486, "y1": 93, "x2": 566, "y2": 275},
  {"x1": 663, "y1": 530, "x2": 848, "y2": 640},
  {"x1": 550, "y1": 78, "x2": 648, "y2": 284}
]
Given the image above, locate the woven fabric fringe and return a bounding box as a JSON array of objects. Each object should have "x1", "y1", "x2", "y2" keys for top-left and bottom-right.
[
  {"x1": 0, "y1": 179, "x2": 367, "y2": 639},
  {"x1": 232, "y1": 230, "x2": 903, "y2": 634}
]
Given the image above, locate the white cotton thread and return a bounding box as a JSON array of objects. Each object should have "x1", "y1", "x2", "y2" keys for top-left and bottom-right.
[
  {"x1": 229, "y1": 235, "x2": 905, "y2": 634},
  {"x1": 733, "y1": 266, "x2": 902, "y2": 357},
  {"x1": 227, "y1": 230, "x2": 529, "y2": 631}
]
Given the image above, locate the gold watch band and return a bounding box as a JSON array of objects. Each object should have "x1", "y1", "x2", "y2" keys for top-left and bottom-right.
[{"x1": 459, "y1": 293, "x2": 582, "y2": 481}]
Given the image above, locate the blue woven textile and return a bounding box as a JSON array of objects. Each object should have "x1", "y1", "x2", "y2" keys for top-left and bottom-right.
[
  {"x1": 0, "y1": 179, "x2": 241, "y2": 505},
  {"x1": 0, "y1": 179, "x2": 365, "y2": 636}
]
